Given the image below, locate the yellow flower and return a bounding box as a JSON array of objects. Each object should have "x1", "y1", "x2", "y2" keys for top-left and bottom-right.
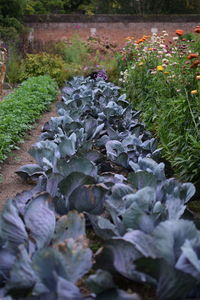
[
  {"x1": 157, "y1": 65, "x2": 164, "y2": 71},
  {"x1": 164, "y1": 72, "x2": 170, "y2": 75},
  {"x1": 138, "y1": 62, "x2": 144, "y2": 66},
  {"x1": 148, "y1": 48, "x2": 153, "y2": 51},
  {"x1": 191, "y1": 90, "x2": 198, "y2": 95}
]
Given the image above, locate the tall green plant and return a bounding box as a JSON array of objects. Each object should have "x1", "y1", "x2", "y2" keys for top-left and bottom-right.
[{"x1": 117, "y1": 32, "x2": 200, "y2": 184}]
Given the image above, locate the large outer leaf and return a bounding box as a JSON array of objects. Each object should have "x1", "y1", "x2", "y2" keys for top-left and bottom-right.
[
  {"x1": 16, "y1": 164, "x2": 44, "y2": 181},
  {"x1": 32, "y1": 248, "x2": 69, "y2": 290},
  {"x1": 0, "y1": 248, "x2": 16, "y2": 283},
  {"x1": 159, "y1": 178, "x2": 195, "y2": 204},
  {"x1": 95, "y1": 239, "x2": 154, "y2": 283},
  {"x1": 58, "y1": 134, "x2": 76, "y2": 157},
  {"x1": 122, "y1": 230, "x2": 158, "y2": 258},
  {"x1": 176, "y1": 239, "x2": 200, "y2": 280},
  {"x1": 128, "y1": 172, "x2": 157, "y2": 190},
  {"x1": 86, "y1": 269, "x2": 116, "y2": 294},
  {"x1": 59, "y1": 173, "x2": 95, "y2": 199},
  {"x1": 58, "y1": 173, "x2": 96, "y2": 212},
  {"x1": 152, "y1": 220, "x2": 199, "y2": 266},
  {"x1": 57, "y1": 157, "x2": 97, "y2": 178},
  {"x1": 6, "y1": 245, "x2": 47, "y2": 294},
  {"x1": 56, "y1": 276, "x2": 86, "y2": 300},
  {"x1": 135, "y1": 257, "x2": 196, "y2": 300},
  {"x1": 53, "y1": 211, "x2": 85, "y2": 243},
  {"x1": 122, "y1": 187, "x2": 156, "y2": 233},
  {"x1": 13, "y1": 176, "x2": 47, "y2": 215},
  {"x1": 88, "y1": 215, "x2": 120, "y2": 240},
  {"x1": 29, "y1": 141, "x2": 59, "y2": 170},
  {"x1": 0, "y1": 200, "x2": 28, "y2": 249},
  {"x1": 156, "y1": 261, "x2": 196, "y2": 300},
  {"x1": 24, "y1": 193, "x2": 55, "y2": 249},
  {"x1": 69, "y1": 183, "x2": 107, "y2": 214},
  {"x1": 46, "y1": 173, "x2": 63, "y2": 198},
  {"x1": 106, "y1": 183, "x2": 135, "y2": 216},
  {"x1": 33, "y1": 239, "x2": 92, "y2": 288},
  {"x1": 55, "y1": 238, "x2": 92, "y2": 283}
]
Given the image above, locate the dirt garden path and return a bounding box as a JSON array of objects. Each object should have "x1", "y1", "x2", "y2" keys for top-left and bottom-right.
[{"x1": 0, "y1": 97, "x2": 59, "y2": 211}]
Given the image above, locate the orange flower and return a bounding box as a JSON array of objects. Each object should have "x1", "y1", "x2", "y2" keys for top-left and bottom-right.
[
  {"x1": 176, "y1": 29, "x2": 184, "y2": 36},
  {"x1": 194, "y1": 26, "x2": 200, "y2": 33},
  {"x1": 191, "y1": 60, "x2": 200, "y2": 68},
  {"x1": 196, "y1": 75, "x2": 200, "y2": 80},
  {"x1": 194, "y1": 28, "x2": 200, "y2": 33},
  {"x1": 135, "y1": 38, "x2": 145, "y2": 44},
  {"x1": 187, "y1": 53, "x2": 199, "y2": 59}
]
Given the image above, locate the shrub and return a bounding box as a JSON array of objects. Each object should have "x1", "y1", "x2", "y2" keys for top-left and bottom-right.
[
  {"x1": 0, "y1": 26, "x2": 19, "y2": 43},
  {"x1": 19, "y1": 53, "x2": 66, "y2": 86}
]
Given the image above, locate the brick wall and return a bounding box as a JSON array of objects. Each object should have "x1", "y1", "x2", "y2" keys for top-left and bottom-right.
[{"x1": 24, "y1": 15, "x2": 200, "y2": 47}]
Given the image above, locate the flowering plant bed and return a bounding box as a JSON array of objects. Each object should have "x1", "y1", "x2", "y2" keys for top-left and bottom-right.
[{"x1": 117, "y1": 28, "x2": 200, "y2": 185}]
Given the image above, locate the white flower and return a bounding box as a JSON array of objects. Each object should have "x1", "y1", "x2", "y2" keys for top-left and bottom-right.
[
  {"x1": 162, "y1": 58, "x2": 169, "y2": 64},
  {"x1": 173, "y1": 37, "x2": 178, "y2": 41}
]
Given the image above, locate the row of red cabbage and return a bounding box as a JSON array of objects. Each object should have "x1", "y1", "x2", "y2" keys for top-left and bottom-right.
[{"x1": 0, "y1": 76, "x2": 200, "y2": 300}]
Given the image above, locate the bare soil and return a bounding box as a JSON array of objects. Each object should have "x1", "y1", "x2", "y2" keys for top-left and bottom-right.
[{"x1": 0, "y1": 99, "x2": 58, "y2": 211}]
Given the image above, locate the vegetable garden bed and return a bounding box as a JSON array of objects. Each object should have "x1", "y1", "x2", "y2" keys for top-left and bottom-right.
[
  {"x1": 0, "y1": 75, "x2": 58, "y2": 162},
  {"x1": 0, "y1": 76, "x2": 199, "y2": 300}
]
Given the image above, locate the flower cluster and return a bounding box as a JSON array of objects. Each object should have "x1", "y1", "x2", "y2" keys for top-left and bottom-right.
[{"x1": 118, "y1": 28, "x2": 200, "y2": 95}]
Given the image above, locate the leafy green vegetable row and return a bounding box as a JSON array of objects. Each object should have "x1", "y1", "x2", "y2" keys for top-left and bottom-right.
[
  {"x1": 0, "y1": 75, "x2": 58, "y2": 162},
  {"x1": 0, "y1": 76, "x2": 200, "y2": 300}
]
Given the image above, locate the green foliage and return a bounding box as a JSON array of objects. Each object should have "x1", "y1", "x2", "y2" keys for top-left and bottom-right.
[
  {"x1": 0, "y1": 26, "x2": 19, "y2": 43},
  {"x1": 23, "y1": 0, "x2": 200, "y2": 14},
  {"x1": 0, "y1": 0, "x2": 26, "y2": 19},
  {"x1": 20, "y1": 53, "x2": 66, "y2": 86},
  {"x1": 117, "y1": 33, "x2": 200, "y2": 184},
  {"x1": 25, "y1": 0, "x2": 65, "y2": 14},
  {"x1": 0, "y1": 1, "x2": 25, "y2": 45},
  {"x1": 0, "y1": 75, "x2": 58, "y2": 162},
  {"x1": 6, "y1": 49, "x2": 22, "y2": 85},
  {"x1": 0, "y1": 16, "x2": 23, "y2": 32},
  {"x1": 55, "y1": 36, "x2": 89, "y2": 64}
]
